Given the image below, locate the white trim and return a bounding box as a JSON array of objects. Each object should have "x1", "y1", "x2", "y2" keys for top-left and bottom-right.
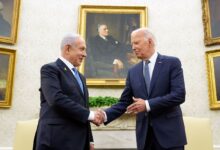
[
  {"x1": 0, "y1": 145, "x2": 220, "y2": 150},
  {"x1": 214, "y1": 145, "x2": 220, "y2": 150},
  {"x1": 0, "y1": 148, "x2": 12, "y2": 150}
]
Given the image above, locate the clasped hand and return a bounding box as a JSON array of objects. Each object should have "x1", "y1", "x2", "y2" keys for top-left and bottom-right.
[
  {"x1": 91, "y1": 97, "x2": 146, "y2": 126},
  {"x1": 126, "y1": 97, "x2": 147, "y2": 114},
  {"x1": 91, "y1": 109, "x2": 105, "y2": 126}
]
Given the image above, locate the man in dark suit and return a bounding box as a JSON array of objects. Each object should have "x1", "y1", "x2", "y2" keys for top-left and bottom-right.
[
  {"x1": 86, "y1": 24, "x2": 127, "y2": 78},
  {"x1": 33, "y1": 33, "x2": 104, "y2": 150},
  {"x1": 102, "y1": 28, "x2": 187, "y2": 150}
]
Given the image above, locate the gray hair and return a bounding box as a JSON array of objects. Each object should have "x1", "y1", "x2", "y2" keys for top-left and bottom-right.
[
  {"x1": 97, "y1": 23, "x2": 106, "y2": 32},
  {"x1": 60, "y1": 33, "x2": 81, "y2": 50},
  {"x1": 133, "y1": 27, "x2": 157, "y2": 46}
]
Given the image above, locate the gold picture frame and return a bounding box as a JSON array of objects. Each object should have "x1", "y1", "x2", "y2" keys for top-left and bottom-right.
[
  {"x1": 0, "y1": 48, "x2": 16, "y2": 108},
  {"x1": 206, "y1": 49, "x2": 220, "y2": 109},
  {"x1": 202, "y1": 0, "x2": 220, "y2": 45},
  {"x1": 78, "y1": 5, "x2": 147, "y2": 87},
  {"x1": 0, "y1": 0, "x2": 21, "y2": 44}
]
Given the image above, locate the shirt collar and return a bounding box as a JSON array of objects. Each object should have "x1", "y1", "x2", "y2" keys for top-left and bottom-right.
[
  {"x1": 59, "y1": 56, "x2": 76, "y2": 71},
  {"x1": 143, "y1": 51, "x2": 158, "y2": 65},
  {"x1": 99, "y1": 35, "x2": 107, "y2": 40},
  {"x1": 149, "y1": 51, "x2": 158, "y2": 64}
]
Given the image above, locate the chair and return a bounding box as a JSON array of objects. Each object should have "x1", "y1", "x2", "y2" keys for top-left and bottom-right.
[
  {"x1": 13, "y1": 119, "x2": 38, "y2": 150},
  {"x1": 184, "y1": 117, "x2": 213, "y2": 150},
  {"x1": 12, "y1": 117, "x2": 214, "y2": 150}
]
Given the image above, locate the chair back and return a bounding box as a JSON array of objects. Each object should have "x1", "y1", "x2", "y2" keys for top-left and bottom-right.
[
  {"x1": 184, "y1": 117, "x2": 213, "y2": 150},
  {"x1": 13, "y1": 119, "x2": 38, "y2": 150}
]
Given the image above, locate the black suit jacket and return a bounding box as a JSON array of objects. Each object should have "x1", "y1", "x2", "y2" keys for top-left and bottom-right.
[
  {"x1": 105, "y1": 54, "x2": 187, "y2": 150},
  {"x1": 33, "y1": 59, "x2": 93, "y2": 150}
]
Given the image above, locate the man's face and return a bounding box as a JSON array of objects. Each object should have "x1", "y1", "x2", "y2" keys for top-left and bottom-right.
[
  {"x1": 131, "y1": 31, "x2": 152, "y2": 60},
  {"x1": 98, "y1": 25, "x2": 109, "y2": 37},
  {"x1": 68, "y1": 38, "x2": 87, "y2": 67}
]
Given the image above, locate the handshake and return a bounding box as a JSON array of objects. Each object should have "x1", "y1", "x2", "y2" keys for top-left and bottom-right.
[
  {"x1": 90, "y1": 97, "x2": 147, "y2": 126},
  {"x1": 91, "y1": 109, "x2": 106, "y2": 126}
]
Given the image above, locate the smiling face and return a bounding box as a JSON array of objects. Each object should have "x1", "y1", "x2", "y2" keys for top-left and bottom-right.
[
  {"x1": 131, "y1": 29, "x2": 155, "y2": 60},
  {"x1": 64, "y1": 37, "x2": 87, "y2": 67}
]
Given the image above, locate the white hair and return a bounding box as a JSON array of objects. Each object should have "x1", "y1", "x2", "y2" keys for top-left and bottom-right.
[
  {"x1": 60, "y1": 33, "x2": 81, "y2": 50},
  {"x1": 133, "y1": 27, "x2": 157, "y2": 47},
  {"x1": 97, "y1": 24, "x2": 107, "y2": 32}
]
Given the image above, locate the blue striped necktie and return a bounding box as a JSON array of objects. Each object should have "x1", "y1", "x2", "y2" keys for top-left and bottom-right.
[
  {"x1": 144, "y1": 60, "x2": 151, "y2": 94},
  {"x1": 72, "y1": 68, "x2": 84, "y2": 93}
]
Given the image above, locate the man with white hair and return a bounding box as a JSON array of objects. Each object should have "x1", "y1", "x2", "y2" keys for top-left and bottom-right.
[
  {"x1": 102, "y1": 28, "x2": 187, "y2": 150},
  {"x1": 33, "y1": 33, "x2": 104, "y2": 150},
  {"x1": 0, "y1": 1, "x2": 11, "y2": 37}
]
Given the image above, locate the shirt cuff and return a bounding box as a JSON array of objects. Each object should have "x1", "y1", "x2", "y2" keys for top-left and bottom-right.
[
  {"x1": 88, "y1": 111, "x2": 95, "y2": 121},
  {"x1": 103, "y1": 111, "x2": 107, "y2": 122},
  {"x1": 145, "y1": 100, "x2": 151, "y2": 112}
]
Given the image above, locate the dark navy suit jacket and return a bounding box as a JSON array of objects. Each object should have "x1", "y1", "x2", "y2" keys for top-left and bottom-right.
[
  {"x1": 105, "y1": 54, "x2": 187, "y2": 150},
  {"x1": 33, "y1": 59, "x2": 93, "y2": 150}
]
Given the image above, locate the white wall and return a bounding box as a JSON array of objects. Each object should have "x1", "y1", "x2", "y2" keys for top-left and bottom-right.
[{"x1": 0, "y1": 0, "x2": 220, "y2": 149}]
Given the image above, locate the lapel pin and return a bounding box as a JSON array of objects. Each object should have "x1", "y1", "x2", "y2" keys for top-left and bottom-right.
[{"x1": 64, "y1": 67, "x2": 67, "y2": 71}]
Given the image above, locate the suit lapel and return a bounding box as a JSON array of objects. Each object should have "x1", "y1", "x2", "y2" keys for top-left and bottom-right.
[
  {"x1": 56, "y1": 59, "x2": 84, "y2": 97},
  {"x1": 149, "y1": 54, "x2": 164, "y2": 96}
]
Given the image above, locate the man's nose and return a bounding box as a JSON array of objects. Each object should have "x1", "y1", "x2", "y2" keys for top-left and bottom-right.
[
  {"x1": 132, "y1": 45, "x2": 136, "y2": 51},
  {"x1": 83, "y1": 51, "x2": 87, "y2": 57}
]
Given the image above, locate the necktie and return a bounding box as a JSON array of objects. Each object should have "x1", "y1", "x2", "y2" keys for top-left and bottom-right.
[
  {"x1": 144, "y1": 60, "x2": 151, "y2": 94},
  {"x1": 72, "y1": 68, "x2": 84, "y2": 93}
]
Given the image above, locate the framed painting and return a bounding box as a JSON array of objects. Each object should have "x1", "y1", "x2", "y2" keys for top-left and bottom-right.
[
  {"x1": 206, "y1": 49, "x2": 220, "y2": 109},
  {"x1": 0, "y1": 48, "x2": 16, "y2": 108},
  {"x1": 0, "y1": 0, "x2": 20, "y2": 44},
  {"x1": 78, "y1": 5, "x2": 147, "y2": 86},
  {"x1": 202, "y1": 0, "x2": 220, "y2": 45}
]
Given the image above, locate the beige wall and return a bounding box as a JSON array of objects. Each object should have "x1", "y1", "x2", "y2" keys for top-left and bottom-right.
[{"x1": 0, "y1": 0, "x2": 220, "y2": 149}]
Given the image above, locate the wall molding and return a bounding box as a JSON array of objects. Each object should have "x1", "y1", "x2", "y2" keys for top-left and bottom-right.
[
  {"x1": 0, "y1": 148, "x2": 12, "y2": 150},
  {"x1": 214, "y1": 145, "x2": 220, "y2": 150},
  {"x1": 0, "y1": 145, "x2": 220, "y2": 150}
]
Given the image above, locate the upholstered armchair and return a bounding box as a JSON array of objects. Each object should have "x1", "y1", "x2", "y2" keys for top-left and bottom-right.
[
  {"x1": 13, "y1": 119, "x2": 38, "y2": 150},
  {"x1": 13, "y1": 117, "x2": 213, "y2": 150}
]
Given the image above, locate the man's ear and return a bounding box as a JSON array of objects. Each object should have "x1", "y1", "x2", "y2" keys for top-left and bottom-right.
[
  {"x1": 63, "y1": 45, "x2": 70, "y2": 55},
  {"x1": 65, "y1": 45, "x2": 70, "y2": 52},
  {"x1": 148, "y1": 38, "x2": 154, "y2": 47}
]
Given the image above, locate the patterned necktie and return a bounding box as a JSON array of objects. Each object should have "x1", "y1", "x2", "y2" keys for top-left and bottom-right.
[
  {"x1": 144, "y1": 60, "x2": 151, "y2": 94},
  {"x1": 72, "y1": 68, "x2": 84, "y2": 93}
]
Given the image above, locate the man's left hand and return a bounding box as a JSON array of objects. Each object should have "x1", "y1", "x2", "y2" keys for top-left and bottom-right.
[{"x1": 126, "y1": 97, "x2": 146, "y2": 114}]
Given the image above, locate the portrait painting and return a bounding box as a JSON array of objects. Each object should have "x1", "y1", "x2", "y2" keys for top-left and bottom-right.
[
  {"x1": 206, "y1": 49, "x2": 220, "y2": 109},
  {"x1": 0, "y1": 0, "x2": 20, "y2": 44},
  {"x1": 78, "y1": 5, "x2": 147, "y2": 86},
  {"x1": 202, "y1": 0, "x2": 220, "y2": 45},
  {"x1": 0, "y1": 48, "x2": 16, "y2": 108}
]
